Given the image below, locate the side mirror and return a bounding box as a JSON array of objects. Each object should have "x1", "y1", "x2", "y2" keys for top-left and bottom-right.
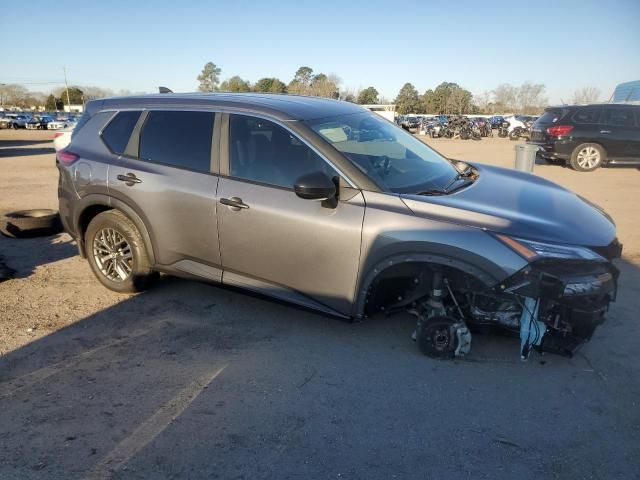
[{"x1": 294, "y1": 171, "x2": 336, "y2": 201}]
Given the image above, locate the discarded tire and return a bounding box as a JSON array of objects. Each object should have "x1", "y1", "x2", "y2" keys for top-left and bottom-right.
[{"x1": 0, "y1": 209, "x2": 63, "y2": 238}]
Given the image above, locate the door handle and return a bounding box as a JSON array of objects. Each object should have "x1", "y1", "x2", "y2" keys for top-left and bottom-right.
[
  {"x1": 116, "y1": 173, "x2": 142, "y2": 185},
  {"x1": 220, "y1": 197, "x2": 249, "y2": 210},
  {"x1": 600, "y1": 130, "x2": 611, "y2": 134}
]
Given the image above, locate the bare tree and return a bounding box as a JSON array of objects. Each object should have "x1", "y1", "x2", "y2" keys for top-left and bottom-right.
[
  {"x1": 492, "y1": 83, "x2": 518, "y2": 112},
  {"x1": 474, "y1": 90, "x2": 492, "y2": 113},
  {"x1": 572, "y1": 86, "x2": 601, "y2": 104},
  {"x1": 516, "y1": 82, "x2": 547, "y2": 114}
]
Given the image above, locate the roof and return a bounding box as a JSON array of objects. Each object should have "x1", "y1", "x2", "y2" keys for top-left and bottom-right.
[
  {"x1": 611, "y1": 80, "x2": 640, "y2": 103},
  {"x1": 86, "y1": 93, "x2": 366, "y2": 121}
]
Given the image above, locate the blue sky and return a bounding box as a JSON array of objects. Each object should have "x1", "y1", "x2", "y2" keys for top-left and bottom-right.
[{"x1": 2, "y1": 0, "x2": 639, "y2": 103}]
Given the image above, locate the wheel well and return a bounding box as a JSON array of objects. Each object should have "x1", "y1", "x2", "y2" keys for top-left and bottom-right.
[
  {"x1": 77, "y1": 205, "x2": 113, "y2": 256},
  {"x1": 363, "y1": 261, "x2": 487, "y2": 317}
]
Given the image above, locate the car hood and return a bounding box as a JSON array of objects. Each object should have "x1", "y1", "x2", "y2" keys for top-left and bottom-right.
[{"x1": 400, "y1": 163, "x2": 616, "y2": 247}]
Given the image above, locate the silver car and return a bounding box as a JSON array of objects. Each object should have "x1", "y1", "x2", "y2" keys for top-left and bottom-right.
[{"x1": 56, "y1": 94, "x2": 621, "y2": 360}]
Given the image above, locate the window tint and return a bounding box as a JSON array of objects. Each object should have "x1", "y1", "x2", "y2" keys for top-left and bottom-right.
[
  {"x1": 571, "y1": 108, "x2": 601, "y2": 124},
  {"x1": 537, "y1": 109, "x2": 566, "y2": 124},
  {"x1": 601, "y1": 108, "x2": 636, "y2": 127},
  {"x1": 139, "y1": 111, "x2": 214, "y2": 172},
  {"x1": 229, "y1": 115, "x2": 337, "y2": 188},
  {"x1": 101, "y1": 111, "x2": 141, "y2": 154}
]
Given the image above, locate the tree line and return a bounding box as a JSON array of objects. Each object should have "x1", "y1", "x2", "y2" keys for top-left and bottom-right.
[{"x1": 0, "y1": 62, "x2": 603, "y2": 114}]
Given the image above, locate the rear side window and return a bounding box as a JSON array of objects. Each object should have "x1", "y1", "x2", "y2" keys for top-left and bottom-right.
[
  {"x1": 139, "y1": 111, "x2": 214, "y2": 172},
  {"x1": 101, "y1": 111, "x2": 141, "y2": 155},
  {"x1": 537, "y1": 109, "x2": 566, "y2": 124},
  {"x1": 600, "y1": 108, "x2": 636, "y2": 127},
  {"x1": 571, "y1": 108, "x2": 602, "y2": 124},
  {"x1": 71, "y1": 111, "x2": 93, "y2": 138}
]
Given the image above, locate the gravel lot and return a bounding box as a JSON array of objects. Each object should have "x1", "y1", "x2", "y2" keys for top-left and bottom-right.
[{"x1": 1, "y1": 129, "x2": 639, "y2": 479}]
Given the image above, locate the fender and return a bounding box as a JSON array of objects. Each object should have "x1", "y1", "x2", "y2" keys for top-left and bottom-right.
[
  {"x1": 351, "y1": 244, "x2": 508, "y2": 319},
  {"x1": 73, "y1": 194, "x2": 157, "y2": 265}
]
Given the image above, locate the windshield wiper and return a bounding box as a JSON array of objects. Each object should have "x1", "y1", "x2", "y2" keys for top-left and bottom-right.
[{"x1": 416, "y1": 165, "x2": 476, "y2": 196}]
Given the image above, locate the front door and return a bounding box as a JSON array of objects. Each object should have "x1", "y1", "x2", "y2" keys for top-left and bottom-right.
[
  {"x1": 217, "y1": 114, "x2": 365, "y2": 316},
  {"x1": 599, "y1": 107, "x2": 640, "y2": 161}
]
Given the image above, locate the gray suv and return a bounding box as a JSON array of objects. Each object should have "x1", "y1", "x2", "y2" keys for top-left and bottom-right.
[{"x1": 57, "y1": 93, "x2": 621, "y2": 360}]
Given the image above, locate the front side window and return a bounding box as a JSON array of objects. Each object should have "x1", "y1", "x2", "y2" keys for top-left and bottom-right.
[
  {"x1": 139, "y1": 111, "x2": 214, "y2": 172},
  {"x1": 101, "y1": 111, "x2": 141, "y2": 154},
  {"x1": 601, "y1": 108, "x2": 636, "y2": 127},
  {"x1": 229, "y1": 115, "x2": 337, "y2": 188},
  {"x1": 308, "y1": 112, "x2": 458, "y2": 194}
]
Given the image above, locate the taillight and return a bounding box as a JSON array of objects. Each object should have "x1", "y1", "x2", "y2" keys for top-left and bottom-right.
[
  {"x1": 546, "y1": 125, "x2": 574, "y2": 137},
  {"x1": 56, "y1": 149, "x2": 79, "y2": 165},
  {"x1": 54, "y1": 132, "x2": 64, "y2": 138}
]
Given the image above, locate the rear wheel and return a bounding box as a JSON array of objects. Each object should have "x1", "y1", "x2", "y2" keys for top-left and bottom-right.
[
  {"x1": 570, "y1": 143, "x2": 605, "y2": 172},
  {"x1": 85, "y1": 210, "x2": 157, "y2": 293}
]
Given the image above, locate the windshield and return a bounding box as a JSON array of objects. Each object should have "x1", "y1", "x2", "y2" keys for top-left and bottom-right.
[{"x1": 307, "y1": 112, "x2": 458, "y2": 193}]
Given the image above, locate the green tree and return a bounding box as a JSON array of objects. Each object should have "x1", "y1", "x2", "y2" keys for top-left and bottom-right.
[
  {"x1": 63, "y1": 87, "x2": 84, "y2": 105},
  {"x1": 197, "y1": 62, "x2": 222, "y2": 92},
  {"x1": 357, "y1": 86, "x2": 379, "y2": 104},
  {"x1": 45, "y1": 94, "x2": 57, "y2": 111},
  {"x1": 394, "y1": 83, "x2": 421, "y2": 114},
  {"x1": 253, "y1": 77, "x2": 287, "y2": 93},
  {"x1": 219, "y1": 75, "x2": 251, "y2": 92},
  {"x1": 288, "y1": 66, "x2": 315, "y2": 95},
  {"x1": 421, "y1": 89, "x2": 436, "y2": 113}
]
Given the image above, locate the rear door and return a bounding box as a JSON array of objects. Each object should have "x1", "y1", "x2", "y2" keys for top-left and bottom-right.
[
  {"x1": 106, "y1": 109, "x2": 223, "y2": 279},
  {"x1": 216, "y1": 113, "x2": 365, "y2": 316},
  {"x1": 598, "y1": 106, "x2": 640, "y2": 161}
]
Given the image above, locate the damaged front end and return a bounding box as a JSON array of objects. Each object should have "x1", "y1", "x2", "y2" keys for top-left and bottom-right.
[{"x1": 367, "y1": 237, "x2": 621, "y2": 361}]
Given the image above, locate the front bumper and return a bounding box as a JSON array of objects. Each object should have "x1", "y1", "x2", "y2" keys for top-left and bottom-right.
[{"x1": 498, "y1": 253, "x2": 620, "y2": 355}]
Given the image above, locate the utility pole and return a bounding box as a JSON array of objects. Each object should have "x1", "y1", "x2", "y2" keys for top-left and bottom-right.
[{"x1": 63, "y1": 67, "x2": 71, "y2": 112}]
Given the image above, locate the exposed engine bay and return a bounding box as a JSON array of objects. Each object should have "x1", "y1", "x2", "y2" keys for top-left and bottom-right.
[{"x1": 365, "y1": 257, "x2": 619, "y2": 360}]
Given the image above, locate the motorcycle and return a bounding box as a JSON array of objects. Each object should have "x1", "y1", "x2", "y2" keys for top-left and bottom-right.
[
  {"x1": 498, "y1": 121, "x2": 510, "y2": 138},
  {"x1": 509, "y1": 125, "x2": 531, "y2": 141}
]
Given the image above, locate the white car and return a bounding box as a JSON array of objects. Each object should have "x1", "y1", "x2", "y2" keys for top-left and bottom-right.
[
  {"x1": 48, "y1": 119, "x2": 76, "y2": 130},
  {"x1": 53, "y1": 128, "x2": 73, "y2": 151}
]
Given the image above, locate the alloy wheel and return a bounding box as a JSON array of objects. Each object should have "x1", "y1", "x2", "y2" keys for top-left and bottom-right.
[
  {"x1": 577, "y1": 146, "x2": 601, "y2": 169},
  {"x1": 92, "y1": 228, "x2": 133, "y2": 282}
]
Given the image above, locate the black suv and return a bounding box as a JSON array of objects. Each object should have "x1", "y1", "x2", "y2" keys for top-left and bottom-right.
[{"x1": 529, "y1": 103, "x2": 640, "y2": 171}]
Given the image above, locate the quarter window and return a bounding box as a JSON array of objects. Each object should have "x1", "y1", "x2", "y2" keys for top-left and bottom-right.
[
  {"x1": 101, "y1": 111, "x2": 141, "y2": 154},
  {"x1": 601, "y1": 108, "x2": 636, "y2": 127},
  {"x1": 229, "y1": 114, "x2": 337, "y2": 188},
  {"x1": 139, "y1": 111, "x2": 214, "y2": 172}
]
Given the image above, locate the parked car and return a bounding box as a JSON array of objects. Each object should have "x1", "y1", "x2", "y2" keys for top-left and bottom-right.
[
  {"x1": 0, "y1": 113, "x2": 30, "y2": 129},
  {"x1": 401, "y1": 116, "x2": 421, "y2": 132},
  {"x1": 57, "y1": 94, "x2": 621, "y2": 360},
  {"x1": 26, "y1": 115, "x2": 54, "y2": 130},
  {"x1": 488, "y1": 116, "x2": 505, "y2": 129},
  {"x1": 48, "y1": 118, "x2": 77, "y2": 130},
  {"x1": 529, "y1": 103, "x2": 640, "y2": 171}
]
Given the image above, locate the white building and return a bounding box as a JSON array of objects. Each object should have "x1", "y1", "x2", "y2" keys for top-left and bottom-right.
[
  {"x1": 63, "y1": 104, "x2": 84, "y2": 113},
  {"x1": 361, "y1": 104, "x2": 396, "y2": 122}
]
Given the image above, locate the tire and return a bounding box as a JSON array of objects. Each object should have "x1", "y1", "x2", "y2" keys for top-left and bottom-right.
[
  {"x1": 509, "y1": 130, "x2": 519, "y2": 141},
  {"x1": 12, "y1": 123, "x2": 19, "y2": 130},
  {"x1": 85, "y1": 210, "x2": 157, "y2": 293},
  {"x1": 570, "y1": 143, "x2": 605, "y2": 172},
  {"x1": 0, "y1": 209, "x2": 63, "y2": 238}
]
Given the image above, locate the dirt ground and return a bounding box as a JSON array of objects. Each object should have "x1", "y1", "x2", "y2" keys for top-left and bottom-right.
[{"x1": 0, "y1": 128, "x2": 639, "y2": 479}]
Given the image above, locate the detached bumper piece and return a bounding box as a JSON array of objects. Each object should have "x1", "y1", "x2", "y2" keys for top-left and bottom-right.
[{"x1": 499, "y1": 259, "x2": 618, "y2": 358}]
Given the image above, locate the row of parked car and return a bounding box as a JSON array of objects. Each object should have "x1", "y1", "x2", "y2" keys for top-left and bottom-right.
[
  {"x1": 397, "y1": 114, "x2": 538, "y2": 140},
  {"x1": 0, "y1": 112, "x2": 80, "y2": 130}
]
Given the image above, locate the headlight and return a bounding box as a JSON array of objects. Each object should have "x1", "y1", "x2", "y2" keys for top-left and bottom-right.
[{"x1": 496, "y1": 234, "x2": 606, "y2": 261}]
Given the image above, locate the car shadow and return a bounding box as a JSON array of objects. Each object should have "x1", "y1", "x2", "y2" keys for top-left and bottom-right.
[{"x1": 0, "y1": 255, "x2": 638, "y2": 478}]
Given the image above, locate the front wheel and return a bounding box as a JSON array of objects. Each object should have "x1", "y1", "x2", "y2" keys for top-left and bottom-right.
[
  {"x1": 570, "y1": 143, "x2": 605, "y2": 172},
  {"x1": 85, "y1": 210, "x2": 158, "y2": 293}
]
